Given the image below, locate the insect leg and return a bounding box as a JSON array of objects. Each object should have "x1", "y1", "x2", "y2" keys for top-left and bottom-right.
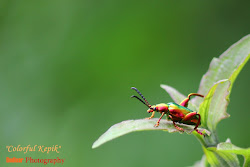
[
  {"x1": 145, "y1": 111, "x2": 155, "y2": 120},
  {"x1": 154, "y1": 112, "x2": 165, "y2": 127},
  {"x1": 169, "y1": 115, "x2": 184, "y2": 132},
  {"x1": 181, "y1": 112, "x2": 205, "y2": 136},
  {"x1": 179, "y1": 93, "x2": 204, "y2": 107},
  {"x1": 181, "y1": 112, "x2": 198, "y2": 122},
  {"x1": 193, "y1": 113, "x2": 205, "y2": 136}
]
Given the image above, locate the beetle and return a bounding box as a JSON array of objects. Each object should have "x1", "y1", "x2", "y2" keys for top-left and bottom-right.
[{"x1": 131, "y1": 87, "x2": 205, "y2": 136}]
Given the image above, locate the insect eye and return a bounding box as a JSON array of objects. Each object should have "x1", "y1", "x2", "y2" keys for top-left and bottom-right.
[{"x1": 154, "y1": 107, "x2": 157, "y2": 111}]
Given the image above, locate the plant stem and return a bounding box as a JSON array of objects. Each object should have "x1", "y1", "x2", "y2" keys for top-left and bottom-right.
[
  {"x1": 194, "y1": 130, "x2": 219, "y2": 147},
  {"x1": 204, "y1": 130, "x2": 219, "y2": 147}
]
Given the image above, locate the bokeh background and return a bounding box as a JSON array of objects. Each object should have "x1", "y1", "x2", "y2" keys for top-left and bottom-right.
[{"x1": 0, "y1": 1, "x2": 249, "y2": 166}]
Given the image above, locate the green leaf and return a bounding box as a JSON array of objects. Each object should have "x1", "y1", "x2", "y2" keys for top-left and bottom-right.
[
  {"x1": 189, "y1": 155, "x2": 209, "y2": 167},
  {"x1": 198, "y1": 54, "x2": 250, "y2": 145},
  {"x1": 193, "y1": 35, "x2": 250, "y2": 108},
  {"x1": 204, "y1": 146, "x2": 240, "y2": 167},
  {"x1": 216, "y1": 139, "x2": 250, "y2": 167},
  {"x1": 199, "y1": 79, "x2": 230, "y2": 131},
  {"x1": 204, "y1": 138, "x2": 250, "y2": 167},
  {"x1": 92, "y1": 118, "x2": 210, "y2": 149},
  {"x1": 196, "y1": 35, "x2": 250, "y2": 146},
  {"x1": 160, "y1": 84, "x2": 198, "y2": 111}
]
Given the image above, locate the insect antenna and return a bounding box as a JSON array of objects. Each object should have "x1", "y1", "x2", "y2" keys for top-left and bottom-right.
[
  {"x1": 131, "y1": 87, "x2": 151, "y2": 107},
  {"x1": 130, "y1": 95, "x2": 149, "y2": 107}
]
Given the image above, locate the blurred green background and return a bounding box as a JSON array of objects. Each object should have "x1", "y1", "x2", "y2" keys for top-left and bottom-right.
[{"x1": 0, "y1": 0, "x2": 249, "y2": 166}]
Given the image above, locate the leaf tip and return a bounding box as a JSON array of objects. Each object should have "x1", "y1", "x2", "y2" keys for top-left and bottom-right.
[
  {"x1": 92, "y1": 139, "x2": 103, "y2": 149},
  {"x1": 225, "y1": 138, "x2": 232, "y2": 143},
  {"x1": 160, "y1": 84, "x2": 167, "y2": 89},
  {"x1": 92, "y1": 141, "x2": 98, "y2": 149}
]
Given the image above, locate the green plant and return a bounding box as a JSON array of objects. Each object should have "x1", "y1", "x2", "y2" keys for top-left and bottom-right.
[{"x1": 92, "y1": 35, "x2": 250, "y2": 167}]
